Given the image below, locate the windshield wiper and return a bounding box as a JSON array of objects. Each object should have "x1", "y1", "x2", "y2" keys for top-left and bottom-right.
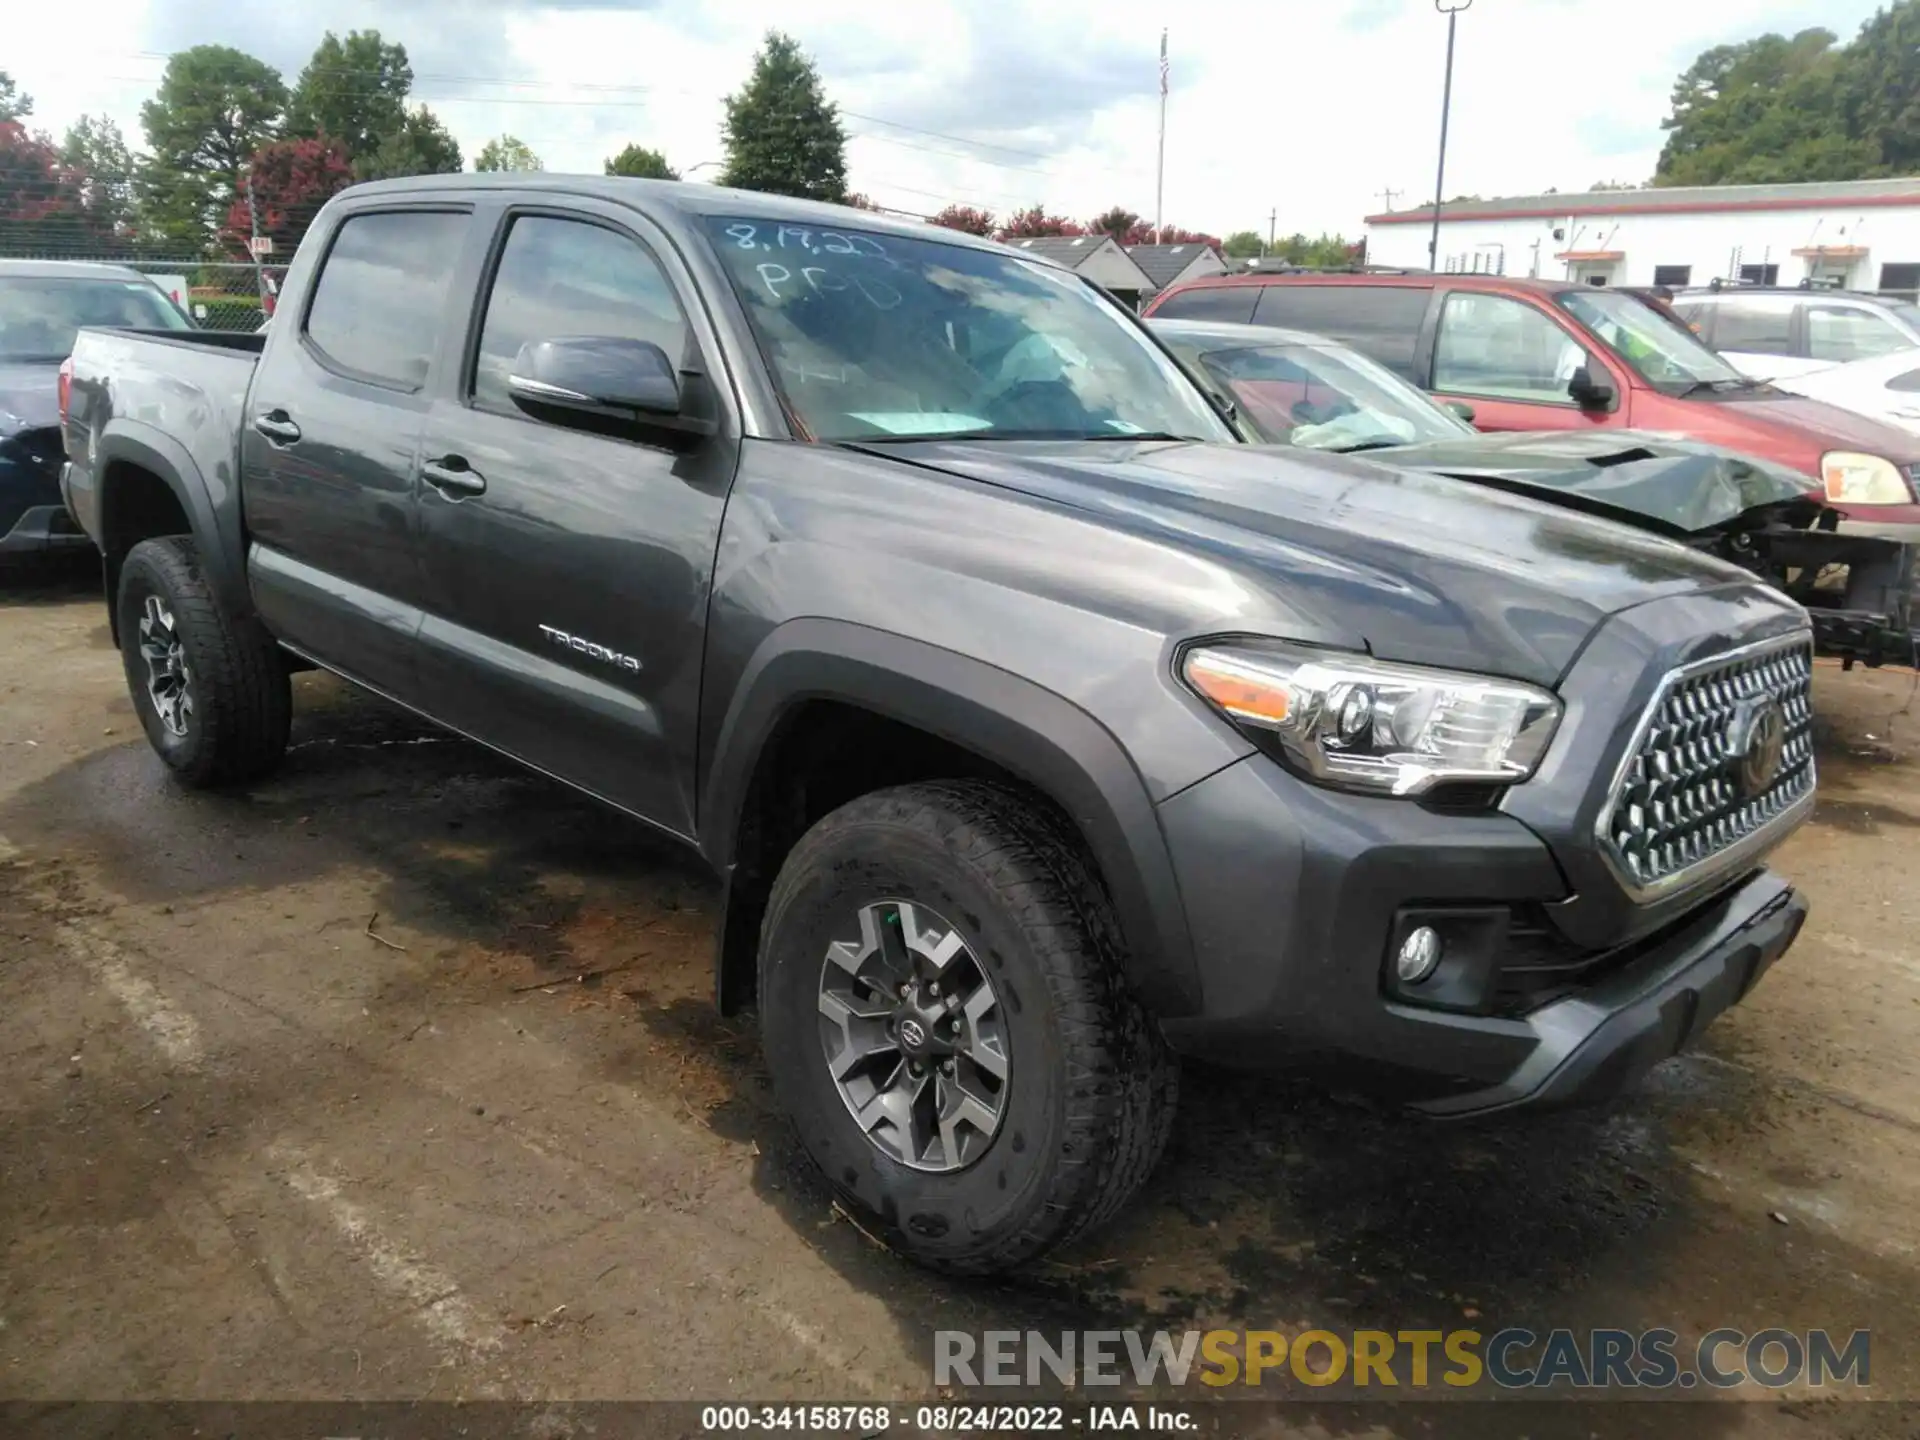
[
  {"x1": 1324, "y1": 439, "x2": 1406, "y2": 454},
  {"x1": 1077, "y1": 431, "x2": 1205, "y2": 443},
  {"x1": 849, "y1": 429, "x2": 1205, "y2": 444},
  {"x1": 1673, "y1": 376, "x2": 1768, "y2": 398}
]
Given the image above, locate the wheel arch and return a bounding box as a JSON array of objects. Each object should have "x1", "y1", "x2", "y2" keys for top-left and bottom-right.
[
  {"x1": 95, "y1": 424, "x2": 246, "y2": 644},
  {"x1": 699, "y1": 619, "x2": 1200, "y2": 1021}
]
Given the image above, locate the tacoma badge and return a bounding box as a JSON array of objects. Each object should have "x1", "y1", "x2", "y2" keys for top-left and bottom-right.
[{"x1": 538, "y1": 624, "x2": 642, "y2": 674}]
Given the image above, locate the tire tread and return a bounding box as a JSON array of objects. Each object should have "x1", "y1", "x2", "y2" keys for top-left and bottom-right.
[{"x1": 119, "y1": 536, "x2": 289, "y2": 787}]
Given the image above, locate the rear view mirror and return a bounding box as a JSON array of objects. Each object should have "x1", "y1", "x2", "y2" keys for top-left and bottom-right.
[
  {"x1": 509, "y1": 336, "x2": 682, "y2": 417},
  {"x1": 1568, "y1": 365, "x2": 1616, "y2": 412}
]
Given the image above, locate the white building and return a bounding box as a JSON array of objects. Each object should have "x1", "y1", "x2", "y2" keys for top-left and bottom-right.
[{"x1": 1363, "y1": 177, "x2": 1920, "y2": 299}]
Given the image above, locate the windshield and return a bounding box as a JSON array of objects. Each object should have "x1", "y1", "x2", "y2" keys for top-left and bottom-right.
[
  {"x1": 0, "y1": 277, "x2": 192, "y2": 363},
  {"x1": 704, "y1": 217, "x2": 1234, "y2": 443},
  {"x1": 1559, "y1": 288, "x2": 1745, "y2": 388},
  {"x1": 1176, "y1": 338, "x2": 1472, "y2": 450}
]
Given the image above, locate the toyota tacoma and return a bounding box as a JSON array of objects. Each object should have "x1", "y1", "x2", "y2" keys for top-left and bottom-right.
[{"x1": 60, "y1": 177, "x2": 1814, "y2": 1272}]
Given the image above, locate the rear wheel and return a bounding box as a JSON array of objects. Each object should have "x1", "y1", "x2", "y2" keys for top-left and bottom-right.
[
  {"x1": 117, "y1": 536, "x2": 291, "y2": 787},
  {"x1": 758, "y1": 780, "x2": 1178, "y2": 1273}
]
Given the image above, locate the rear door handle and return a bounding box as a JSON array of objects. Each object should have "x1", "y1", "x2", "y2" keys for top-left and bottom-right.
[
  {"x1": 253, "y1": 411, "x2": 302, "y2": 445},
  {"x1": 422, "y1": 456, "x2": 486, "y2": 497}
]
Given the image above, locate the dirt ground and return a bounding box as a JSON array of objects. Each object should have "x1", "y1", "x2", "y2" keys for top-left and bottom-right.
[{"x1": 4, "y1": 560, "x2": 1920, "y2": 1437}]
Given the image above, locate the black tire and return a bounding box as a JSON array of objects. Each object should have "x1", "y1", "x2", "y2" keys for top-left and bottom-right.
[
  {"x1": 758, "y1": 779, "x2": 1178, "y2": 1273},
  {"x1": 117, "y1": 536, "x2": 291, "y2": 787}
]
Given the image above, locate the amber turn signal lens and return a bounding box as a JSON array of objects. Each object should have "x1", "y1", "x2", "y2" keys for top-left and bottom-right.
[{"x1": 1185, "y1": 649, "x2": 1291, "y2": 728}]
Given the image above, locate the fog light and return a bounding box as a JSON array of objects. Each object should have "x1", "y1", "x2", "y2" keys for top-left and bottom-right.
[{"x1": 1396, "y1": 925, "x2": 1442, "y2": 984}]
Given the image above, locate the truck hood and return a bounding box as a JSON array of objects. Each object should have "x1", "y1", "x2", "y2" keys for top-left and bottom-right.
[
  {"x1": 0, "y1": 361, "x2": 60, "y2": 438},
  {"x1": 1373, "y1": 429, "x2": 1818, "y2": 535},
  {"x1": 1699, "y1": 389, "x2": 1920, "y2": 463},
  {"x1": 870, "y1": 438, "x2": 1763, "y2": 687}
]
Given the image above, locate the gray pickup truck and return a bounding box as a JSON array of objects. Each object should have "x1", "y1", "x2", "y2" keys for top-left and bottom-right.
[{"x1": 61, "y1": 176, "x2": 1813, "y2": 1273}]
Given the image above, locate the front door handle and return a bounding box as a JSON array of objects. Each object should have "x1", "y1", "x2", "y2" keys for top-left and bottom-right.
[
  {"x1": 253, "y1": 410, "x2": 302, "y2": 445},
  {"x1": 422, "y1": 456, "x2": 486, "y2": 497}
]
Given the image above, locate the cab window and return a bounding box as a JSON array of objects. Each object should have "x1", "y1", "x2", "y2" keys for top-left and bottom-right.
[
  {"x1": 1805, "y1": 304, "x2": 1910, "y2": 364},
  {"x1": 1706, "y1": 297, "x2": 1793, "y2": 356},
  {"x1": 1432, "y1": 293, "x2": 1588, "y2": 405}
]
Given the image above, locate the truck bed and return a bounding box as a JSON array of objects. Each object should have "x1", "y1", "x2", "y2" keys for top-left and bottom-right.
[{"x1": 60, "y1": 327, "x2": 264, "y2": 556}]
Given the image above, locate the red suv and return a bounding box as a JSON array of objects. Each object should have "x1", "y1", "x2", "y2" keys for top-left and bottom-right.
[{"x1": 1143, "y1": 272, "x2": 1920, "y2": 537}]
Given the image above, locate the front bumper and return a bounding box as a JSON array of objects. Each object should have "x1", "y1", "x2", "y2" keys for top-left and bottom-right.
[
  {"x1": 1151, "y1": 586, "x2": 1813, "y2": 1113},
  {"x1": 1414, "y1": 871, "x2": 1803, "y2": 1115}
]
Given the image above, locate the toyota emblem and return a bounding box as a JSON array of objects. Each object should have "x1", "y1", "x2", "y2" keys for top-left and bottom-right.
[
  {"x1": 1729, "y1": 697, "x2": 1787, "y2": 798},
  {"x1": 898, "y1": 1018, "x2": 928, "y2": 1051}
]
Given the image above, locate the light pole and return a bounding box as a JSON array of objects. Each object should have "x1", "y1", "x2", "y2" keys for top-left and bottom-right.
[{"x1": 1428, "y1": 0, "x2": 1472, "y2": 272}]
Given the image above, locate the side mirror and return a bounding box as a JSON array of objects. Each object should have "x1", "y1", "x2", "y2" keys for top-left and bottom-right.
[
  {"x1": 1567, "y1": 365, "x2": 1616, "y2": 411},
  {"x1": 509, "y1": 336, "x2": 683, "y2": 419},
  {"x1": 1443, "y1": 399, "x2": 1477, "y2": 424}
]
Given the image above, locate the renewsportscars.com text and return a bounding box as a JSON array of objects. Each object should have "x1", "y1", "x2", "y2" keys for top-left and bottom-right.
[{"x1": 934, "y1": 1327, "x2": 1871, "y2": 1391}]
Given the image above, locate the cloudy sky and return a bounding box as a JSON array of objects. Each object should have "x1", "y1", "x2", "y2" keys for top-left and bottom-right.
[{"x1": 7, "y1": 0, "x2": 1888, "y2": 238}]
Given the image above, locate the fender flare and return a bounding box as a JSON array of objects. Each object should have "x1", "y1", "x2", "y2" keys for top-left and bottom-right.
[
  {"x1": 700, "y1": 618, "x2": 1201, "y2": 1018},
  {"x1": 95, "y1": 421, "x2": 250, "y2": 637}
]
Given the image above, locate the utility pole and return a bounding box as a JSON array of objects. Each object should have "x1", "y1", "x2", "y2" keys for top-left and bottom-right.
[
  {"x1": 1428, "y1": 0, "x2": 1473, "y2": 271},
  {"x1": 1378, "y1": 186, "x2": 1402, "y2": 213},
  {"x1": 1268, "y1": 208, "x2": 1277, "y2": 255},
  {"x1": 1154, "y1": 29, "x2": 1169, "y2": 242}
]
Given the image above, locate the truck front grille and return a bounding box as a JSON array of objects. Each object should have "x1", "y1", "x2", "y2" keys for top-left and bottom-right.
[{"x1": 1601, "y1": 633, "x2": 1814, "y2": 900}]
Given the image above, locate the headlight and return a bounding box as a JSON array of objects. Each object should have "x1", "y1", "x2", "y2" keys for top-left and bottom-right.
[
  {"x1": 1820, "y1": 451, "x2": 1914, "y2": 505},
  {"x1": 1183, "y1": 642, "x2": 1562, "y2": 797}
]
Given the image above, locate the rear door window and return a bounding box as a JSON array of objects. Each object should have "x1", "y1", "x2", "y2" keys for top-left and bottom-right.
[
  {"x1": 1151, "y1": 285, "x2": 1258, "y2": 324},
  {"x1": 1705, "y1": 297, "x2": 1793, "y2": 356},
  {"x1": 1805, "y1": 303, "x2": 1912, "y2": 363},
  {"x1": 1247, "y1": 285, "x2": 1429, "y2": 377},
  {"x1": 304, "y1": 210, "x2": 469, "y2": 389},
  {"x1": 1432, "y1": 292, "x2": 1587, "y2": 405}
]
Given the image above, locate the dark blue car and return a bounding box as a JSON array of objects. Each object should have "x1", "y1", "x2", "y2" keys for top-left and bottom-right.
[{"x1": 1, "y1": 260, "x2": 193, "y2": 566}]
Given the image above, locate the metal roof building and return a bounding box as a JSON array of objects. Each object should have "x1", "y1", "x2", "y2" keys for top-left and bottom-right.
[{"x1": 1362, "y1": 177, "x2": 1920, "y2": 298}]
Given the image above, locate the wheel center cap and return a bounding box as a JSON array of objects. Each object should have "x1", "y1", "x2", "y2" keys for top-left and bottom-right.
[{"x1": 898, "y1": 1017, "x2": 928, "y2": 1051}]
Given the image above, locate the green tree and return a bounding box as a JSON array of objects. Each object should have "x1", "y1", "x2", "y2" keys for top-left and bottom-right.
[
  {"x1": 1086, "y1": 205, "x2": 1142, "y2": 242},
  {"x1": 1221, "y1": 230, "x2": 1265, "y2": 259},
  {"x1": 288, "y1": 30, "x2": 412, "y2": 167},
  {"x1": 1655, "y1": 29, "x2": 1875, "y2": 185},
  {"x1": 139, "y1": 45, "x2": 287, "y2": 251},
  {"x1": 60, "y1": 115, "x2": 137, "y2": 248},
  {"x1": 721, "y1": 31, "x2": 847, "y2": 202},
  {"x1": 604, "y1": 143, "x2": 677, "y2": 179},
  {"x1": 474, "y1": 134, "x2": 542, "y2": 172},
  {"x1": 359, "y1": 107, "x2": 462, "y2": 180},
  {"x1": 0, "y1": 70, "x2": 30, "y2": 123},
  {"x1": 1269, "y1": 232, "x2": 1355, "y2": 267},
  {"x1": 1845, "y1": 1, "x2": 1920, "y2": 173}
]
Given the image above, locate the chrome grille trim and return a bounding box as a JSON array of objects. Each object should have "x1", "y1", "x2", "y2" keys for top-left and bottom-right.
[{"x1": 1596, "y1": 631, "x2": 1816, "y2": 903}]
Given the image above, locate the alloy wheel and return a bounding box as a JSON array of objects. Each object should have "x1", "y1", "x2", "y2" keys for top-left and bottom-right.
[
  {"x1": 817, "y1": 899, "x2": 1009, "y2": 1173},
  {"x1": 138, "y1": 594, "x2": 194, "y2": 738}
]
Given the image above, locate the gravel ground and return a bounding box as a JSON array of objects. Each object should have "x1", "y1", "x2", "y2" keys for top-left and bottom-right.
[{"x1": 4, "y1": 560, "x2": 1920, "y2": 1437}]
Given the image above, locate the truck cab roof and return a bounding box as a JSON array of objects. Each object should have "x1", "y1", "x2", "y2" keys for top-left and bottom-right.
[{"x1": 338, "y1": 173, "x2": 1034, "y2": 266}]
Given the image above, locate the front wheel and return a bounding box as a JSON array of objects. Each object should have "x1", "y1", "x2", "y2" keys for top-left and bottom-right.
[
  {"x1": 117, "y1": 536, "x2": 291, "y2": 787},
  {"x1": 758, "y1": 780, "x2": 1178, "y2": 1273}
]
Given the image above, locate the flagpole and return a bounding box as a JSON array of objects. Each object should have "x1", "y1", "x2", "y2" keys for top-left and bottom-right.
[{"x1": 1155, "y1": 29, "x2": 1168, "y2": 242}]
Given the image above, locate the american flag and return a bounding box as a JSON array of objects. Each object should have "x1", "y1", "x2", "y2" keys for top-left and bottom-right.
[{"x1": 1159, "y1": 30, "x2": 1169, "y2": 96}]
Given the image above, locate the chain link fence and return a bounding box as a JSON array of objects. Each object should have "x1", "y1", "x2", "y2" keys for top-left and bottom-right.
[{"x1": 1, "y1": 254, "x2": 287, "y2": 332}]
